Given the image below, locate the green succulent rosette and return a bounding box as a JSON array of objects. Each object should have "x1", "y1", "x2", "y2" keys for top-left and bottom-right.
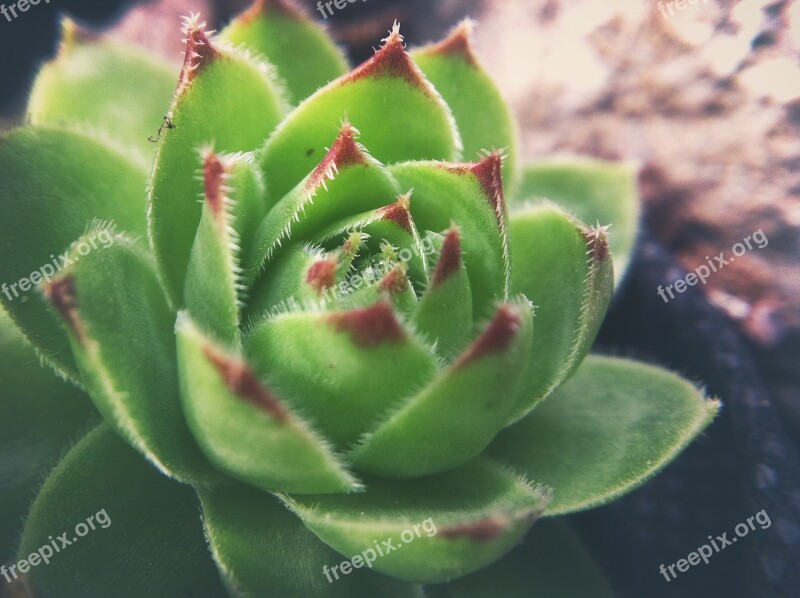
[{"x1": 0, "y1": 3, "x2": 719, "y2": 596}]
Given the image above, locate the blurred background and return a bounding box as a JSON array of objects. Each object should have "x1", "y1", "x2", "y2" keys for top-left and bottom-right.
[{"x1": 1, "y1": 1, "x2": 798, "y2": 596}]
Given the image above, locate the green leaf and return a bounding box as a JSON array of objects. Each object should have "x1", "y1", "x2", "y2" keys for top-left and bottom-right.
[
  {"x1": 0, "y1": 308, "x2": 98, "y2": 563},
  {"x1": 489, "y1": 355, "x2": 720, "y2": 516},
  {"x1": 313, "y1": 193, "x2": 431, "y2": 290},
  {"x1": 43, "y1": 232, "x2": 217, "y2": 487},
  {"x1": 198, "y1": 481, "x2": 423, "y2": 597},
  {"x1": 283, "y1": 459, "x2": 550, "y2": 583},
  {"x1": 245, "y1": 302, "x2": 439, "y2": 449},
  {"x1": 259, "y1": 24, "x2": 462, "y2": 201},
  {"x1": 427, "y1": 520, "x2": 614, "y2": 598},
  {"x1": 185, "y1": 150, "x2": 266, "y2": 345},
  {"x1": 349, "y1": 298, "x2": 532, "y2": 478},
  {"x1": 505, "y1": 203, "x2": 613, "y2": 423},
  {"x1": 176, "y1": 313, "x2": 361, "y2": 494},
  {"x1": 148, "y1": 16, "x2": 288, "y2": 306},
  {"x1": 221, "y1": 0, "x2": 349, "y2": 104},
  {"x1": 514, "y1": 158, "x2": 640, "y2": 278},
  {"x1": 412, "y1": 21, "x2": 517, "y2": 188},
  {"x1": 390, "y1": 154, "x2": 510, "y2": 317},
  {"x1": 27, "y1": 18, "x2": 176, "y2": 161},
  {"x1": 246, "y1": 123, "x2": 401, "y2": 285},
  {"x1": 0, "y1": 126, "x2": 148, "y2": 382},
  {"x1": 15, "y1": 425, "x2": 226, "y2": 597},
  {"x1": 412, "y1": 229, "x2": 473, "y2": 360}
]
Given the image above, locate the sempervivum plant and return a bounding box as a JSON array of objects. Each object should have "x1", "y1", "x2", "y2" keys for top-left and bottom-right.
[{"x1": 0, "y1": 2, "x2": 719, "y2": 596}]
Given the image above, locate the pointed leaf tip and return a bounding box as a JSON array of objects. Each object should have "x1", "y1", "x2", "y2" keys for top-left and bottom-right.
[
  {"x1": 306, "y1": 256, "x2": 338, "y2": 294},
  {"x1": 202, "y1": 150, "x2": 226, "y2": 217},
  {"x1": 327, "y1": 301, "x2": 406, "y2": 347},
  {"x1": 379, "y1": 264, "x2": 409, "y2": 296},
  {"x1": 583, "y1": 224, "x2": 611, "y2": 263},
  {"x1": 241, "y1": 0, "x2": 307, "y2": 21},
  {"x1": 177, "y1": 14, "x2": 218, "y2": 94},
  {"x1": 342, "y1": 22, "x2": 431, "y2": 92},
  {"x1": 472, "y1": 152, "x2": 506, "y2": 222},
  {"x1": 424, "y1": 19, "x2": 479, "y2": 66},
  {"x1": 203, "y1": 346, "x2": 289, "y2": 423},
  {"x1": 44, "y1": 276, "x2": 85, "y2": 344},
  {"x1": 305, "y1": 123, "x2": 368, "y2": 192},
  {"x1": 377, "y1": 193, "x2": 413, "y2": 233},
  {"x1": 432, "y1": 227, "x2": 462, "y2": 287},
  {"x1": 457, "y1": 304, "x2": 522, "y2": 367},
  {"x1": 439, "y1": 515, "x2": 518, "y2": 542}
]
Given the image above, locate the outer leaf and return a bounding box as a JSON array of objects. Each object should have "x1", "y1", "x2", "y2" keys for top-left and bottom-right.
[
  {"x1": 0, "y1": 309, "x2": 98, "y2": 563},
  {"x1": 282, "y1": 459, "x2": 550, "y2": 583},
  {"x1": 176, "y1": 313, "x2": 362, "y2": 494},
  {"x1": 259, "y1": 24, "x2": 462, "y2": 201},
  {"x1": 185, "y1": 150, "x2": 266, "y2": 345},
  {"x1": 515, "y1": 158, "x2": 640, "y2": 278},
  {"x1": 489, "y1": 355, "x2": 720, "y2": 516},
  {"x1": 222, "y1": 0, "x2": 349, "y2": 103},
  {"x1": 148, "y1": 16, "x2": 287, "y2": 305},
  {"x1": 350, "y1": 298, "x2": 533, "y2": 477},
  {"x1": 0, "y1": 126, "x2": 148, "y2": 382},
  {"x1": 27, "y1": 18, "x2": 176, "y2": 160},
  {"x1": 245, "y1": 302, "x2": 439, "y2": 448},
  {"x1": 43, "y1": 232, "x2": 216, "y2": 487},
  {"x1": 390, "y1": 154, "x2": 510, "y2": 317},
  {"x1": 413, "y1": 21, "x2": 518, "y2": 187},
  {"x1": 14, "y1": 425, "x2": 226, "y2": 597},
  {"x1": 198, "y1": 482, "x2": 423, "y2": 597},
  {"x1": 427, "y1": 520, "x2": 614, "y2": 598},
  {"x1": 505, "y1": 203, "x2": 613, "y2": 423}
]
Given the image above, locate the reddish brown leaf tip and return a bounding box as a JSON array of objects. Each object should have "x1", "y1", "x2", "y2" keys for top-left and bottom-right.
[
  {"x1": 59, "y1": 18, "x2": 98, "y2": 55},
  {"x1": 327, "y1": 301, "x2": 406, "y2": 347},
  {"x1": 379, "y1": 265, "x2": 408, "y2": 296},
  {"x1": 204, "y1": 347, "x2": 289, "y2": 423},
  {"x1": 583, "y1": 225, "x2": 611, "y2": 263},
  {"x1": 343, "y1": 23, "x2": 431, "y2": 92},
  {"x1": 240, "y1": 0, "x2": 307, "y2": 21},
  {"x1": 44, "y1": 277, "x2": 85, "y2": 345},
  {"x1": 472, "y1": 152, "x2": 506, "y2": 222},
  {"x1": 306, "y1": 257, "x2": 338, "y2": 294},
  {"x1": 432, "y1": 228, "x2": 462, "y2": 288},
  {"x1": 378, "y1": 194, "x2": 413, "y2": 233},
  {"x1": 457, "y1": 305, "x2": 521, "y2": 367},
  {"x1": 422, "y1": 20, "x2": 479, "y2": 66},
  {"x1": 306, "y1": 123, "x2": 368, "y2": 192},
  {"x1": 202, "y1": 151, "x2": 227, "y2": 217},
  {"x1": 439, "y1": 516, "x2": 508, "y2": 542},
  {"x1": 177, "y1": 14, "x2": 218, "y2": 95}
]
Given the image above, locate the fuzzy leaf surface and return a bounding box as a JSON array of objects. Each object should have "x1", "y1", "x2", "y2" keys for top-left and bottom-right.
[
  {"x1": 506, "y1": 204, "x2": 613, "y2": 422},
  {"x1": 177, "y1": 313, "x2": 361, "y2": 494},
  {"x1": 15, "y1": 425, "x2": 226, "y2": 597},
  {"x1": 515, "y1": 159, "x2": 640, "y2": 278},
  {"x1": 489, "y1": 355, "x2": 720, "y2": 515},
  {"x1": 283, "y1": 459, "x2": 550, "y2": 583},
  {"x1": 198, "y1": 481, "x2": 423, "y2": 597},
  {"x1": 45, "y1": 234, "x2": 217, "y2": 486},
  {"x1": 222, "y1": 1, "x2": 349, "y2": 103},
  {"x1": 0, "y1": 126, "x2": 147, "y2": 382}
]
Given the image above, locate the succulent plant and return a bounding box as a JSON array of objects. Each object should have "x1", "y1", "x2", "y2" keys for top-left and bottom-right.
[{"x1": 0, "y1": 2, "x2": 720, "y2": 596}]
